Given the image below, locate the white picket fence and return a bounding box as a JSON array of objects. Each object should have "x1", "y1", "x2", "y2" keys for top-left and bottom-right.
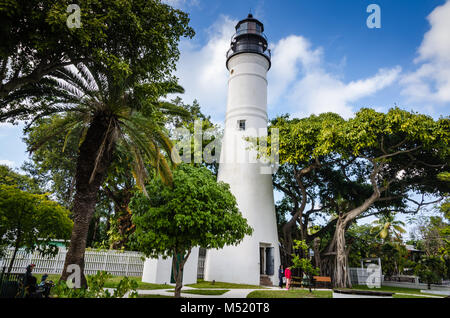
[{"x1": 0, "y1": 248, "x2": 145, "y2": 277}]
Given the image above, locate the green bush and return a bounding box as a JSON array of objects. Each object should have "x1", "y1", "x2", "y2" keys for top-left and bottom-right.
[{"x1": 52, "y1": 271, "x2": 138, "y2": 298}]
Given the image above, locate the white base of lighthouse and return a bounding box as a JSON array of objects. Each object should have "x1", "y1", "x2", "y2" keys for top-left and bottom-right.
[
  {"x1": 141, "y1": 247, "x2": 199, "y2": 285},
  {"x1": 204, "y1": 161, "x2": 280, "y2": 286}
]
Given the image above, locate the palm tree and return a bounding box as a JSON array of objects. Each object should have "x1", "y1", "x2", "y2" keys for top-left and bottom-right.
[
  {"x1": 371, "y1": 213, "x2": 406, "y2": 242},
  {"x1": 27, "y1": 63, "x2": 188, "y2": 287}
]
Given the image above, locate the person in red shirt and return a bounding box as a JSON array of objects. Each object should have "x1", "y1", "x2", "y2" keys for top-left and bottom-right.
[{"x1": 284, "y1": 266, "x2": 292, "y2": 290}]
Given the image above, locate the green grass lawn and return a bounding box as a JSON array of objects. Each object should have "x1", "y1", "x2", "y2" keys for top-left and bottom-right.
[
  {"x1": 101, "y1": 275, "x2": 169, "y2": 290},
  {"x1": 165, "y1": 289, "x2": 230, "y2": 296},
  {"x1": 247, "y1": 289, "x2": 332, "y2": 298},
  {"x1": 348, "y1": 285, "x2": 447, "y2": 298},
  {"x1": 137, "y1": 294, "x2": 174, "y2": 298},
  {"x1": 393, "y1": 294, "x2": 432, "y2": 298},
  {"x1": 186, "y1": 279, "x2": 267, "y2": 289}
]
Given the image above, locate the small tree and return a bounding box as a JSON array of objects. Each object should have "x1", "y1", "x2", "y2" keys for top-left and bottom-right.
[
  {"x1": 414, "y1": 255, "x2": 447, "y2": 289},
  {"x1": 291, "y1": 240, "x2": 320, "y2": 292},
  {"x1": 131, "y1": 164, "x2": 253, "y2": 298},
  {"x1": 380, "y1": 242, "x2": 409, "y2": 278},
  {"x1": 0, "y1": 184, "x2": 73, "y2": 273}
]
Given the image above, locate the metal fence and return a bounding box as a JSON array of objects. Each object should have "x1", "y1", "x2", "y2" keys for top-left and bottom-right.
[
  {"x1": 0, "y1": 270, "x2": 24, "y2": 298},
  {"x1": 0, "y1": 248, "x2": 145, "y2": 277},
  {"x1": 197, "y1": 248, "x2": 206, "y2": 279}
]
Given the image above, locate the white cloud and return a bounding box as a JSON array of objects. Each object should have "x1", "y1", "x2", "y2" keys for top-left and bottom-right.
[
  {"x1": 173, "y1": 15, "x2": 237, "y2": 121},
  {"x1": 268, "y1": 35, "x2": 401, "y2": 118},
  {"x1": 0, "y1": 159, "x2": 15, "y2": 168},
  {"x1": 174, "y1": 17, "x2": 401, "y2": 121},
  {"x1": 401, "y1": 0, "x2": 450, "y2": 104},
  {"x1": 268, "y1": 35, "x2": 322, "y2": 106}
]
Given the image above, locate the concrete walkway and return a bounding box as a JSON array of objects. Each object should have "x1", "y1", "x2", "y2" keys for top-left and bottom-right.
[
  {"x1": 134, "y1": 286, "x2": 329, "y2": 298},
  {"x1": 112, "y1": 284, "x2": 448, "y2": 299},
  {"x1": 132, "y1": 287, "x2": 447, "y2": 298}
]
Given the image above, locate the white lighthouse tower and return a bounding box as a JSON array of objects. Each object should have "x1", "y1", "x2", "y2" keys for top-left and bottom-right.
[{"x1": 204, "y1": 14, "x2": 280, "y2": 286}]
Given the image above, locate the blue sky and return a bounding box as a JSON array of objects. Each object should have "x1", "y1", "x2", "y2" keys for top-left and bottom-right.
[
  {"x1": 146, "y1": 0, "x2": 450, "y2": 130},
  {"x1": 1, "y1": 0, "x2": 449, "y2": 233}
]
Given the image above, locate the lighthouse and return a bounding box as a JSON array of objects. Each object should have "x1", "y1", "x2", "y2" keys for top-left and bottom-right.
[{"x1": 204, "y1": 14, "x2": 280, "y2": 286}]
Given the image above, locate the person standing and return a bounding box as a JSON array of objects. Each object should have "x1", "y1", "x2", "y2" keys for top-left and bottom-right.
[
  {"x1": 278, "y1": 265, "x2": 284, "y2": 288},
  {"x1": 284, "y1": 266, "x2": 292, "y2": 290}
]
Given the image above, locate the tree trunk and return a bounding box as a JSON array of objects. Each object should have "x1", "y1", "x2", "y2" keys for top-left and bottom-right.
[
  {"x1": 7, "y1": 244, "x2": 19, "y2": 274},
  {"x1": 60, "y1": 115, "x2": 116, "y2": 288},
  {"x1": 105, "y1": 185, "x2": 135, "y2": 250},
  {"x1": 173, "y1": 257, "x2": 183, "y2": 298},
  {"x1": 172, "y1": 249, "x2": 191, "y2": 298},
  {"x1": 313, "y1": 237, "x2": 321, "y2": 269},
  {"x1": 333, "y1": 219, "x2": 352, "y2": 288}
]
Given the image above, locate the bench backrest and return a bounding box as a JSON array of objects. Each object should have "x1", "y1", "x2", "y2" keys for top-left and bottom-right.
[{"x1": 313, "y1": 276, "x2": 331, "y2": 282}]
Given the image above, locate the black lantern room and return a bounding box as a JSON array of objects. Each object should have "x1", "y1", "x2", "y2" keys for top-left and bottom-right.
[{"x1": 226, "y1": 14, "x2": 271, "y2": 70}]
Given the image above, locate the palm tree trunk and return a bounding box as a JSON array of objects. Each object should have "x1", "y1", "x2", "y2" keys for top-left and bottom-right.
[{"x1": 60, "y1": 115, "x2": 116, "y2": 288}]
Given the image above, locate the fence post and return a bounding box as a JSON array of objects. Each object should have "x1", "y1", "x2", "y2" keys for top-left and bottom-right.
[
  {"x1": 125, "y1": 255, "x2": 130, "y2": 277},
  {"x1": 28, "y1": 250, "x2": 33, "y2": 268},
  {"x1": 0, "y1": 266, "x2": 6, "y2": 286},
  {"x1": 103, "y1": 252, "x2": 107, "y2": 272},
  {"x1": 53, "y1": 250, "x2": 60, "y2": 274}
]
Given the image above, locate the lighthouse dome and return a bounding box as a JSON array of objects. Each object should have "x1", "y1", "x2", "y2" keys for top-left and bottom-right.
[{"x1": 226, "y1": 14, "x2": 271, "y2": 69}]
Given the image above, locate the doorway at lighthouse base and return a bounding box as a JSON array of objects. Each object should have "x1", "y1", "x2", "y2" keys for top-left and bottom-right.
[
  {"x1": 259, "y1": 243, "x2": 275, "y2": 286},
  {"x1": 203, "y1": 240, "x2": 279, "y2": 286}
]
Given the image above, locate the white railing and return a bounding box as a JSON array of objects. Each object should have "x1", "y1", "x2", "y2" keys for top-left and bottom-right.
[{"x1": 0, "y1": 248, "x2": 145, "y2": 277}]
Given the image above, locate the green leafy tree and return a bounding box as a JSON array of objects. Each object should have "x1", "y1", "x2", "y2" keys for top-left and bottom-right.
[
  {"x1": 0, "y1": 0, "x2": 194, "y2": 118},
  {"x1": 414, "y1": 255, "x2": 447, "y2": 289},
  {"x1": 25, "y1": 63, "x2": 188, "y2": 287},
  {"x1": 415, "y1": 215, "x2": 449, "y2": 257},
  {"x1": 0, "y1": 184, "x2": 73, "y2": 273},
  {"x1": 168, "y1": 97, "x2": 222, "y2": 175},
  {"x1": 3, "y1": 1, "x2": 194, "y2": 288},
  {"x1": 263, "y1": 108, "x2": 449, "y2": 288},
  {"x1": 347, "y1": 223, "x2": 381, "y2": 267},
  {"x1": 437, "y1": 172, "x2": 450, "y2": 261},
  {"x1": 380, "y1": 242, "x2": 409, "y2": 278},
  {"x1": 23, "y1": 98, "x2": 219, "y2": 251},
  {"x1": 291, "y1": 240, "x2": 319, "y2": 292},
  {"x1": 130, "y1": 164, "x2": 253, "y2": 298},
  {"x1": 370, "y1": 213, "x2": 406, "y2": 242},
  {"x1": 0, "y1": 164, "x2": 40, "y2": 193}
]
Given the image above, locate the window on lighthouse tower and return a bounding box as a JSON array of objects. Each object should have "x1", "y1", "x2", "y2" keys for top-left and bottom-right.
[{"x1": 238, "y1": 120, "x2": 246, "y2": 131}]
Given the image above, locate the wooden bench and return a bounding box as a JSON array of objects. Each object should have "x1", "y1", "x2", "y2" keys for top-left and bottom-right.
[
  {"x1": 313, "y1": 276, "x2": 332, "y2": 289},
  {"x1": 290, "y1": 276, "x2": 302, "y2": 288}
]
